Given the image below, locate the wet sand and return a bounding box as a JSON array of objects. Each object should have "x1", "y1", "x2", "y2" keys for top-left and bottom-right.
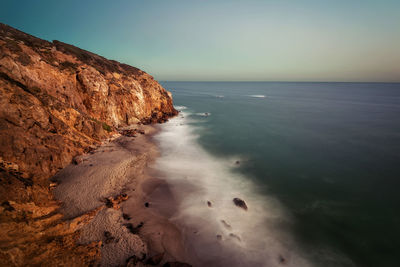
[{"x1": 52, "y1": 124, "x2": 190, "y2": 266}]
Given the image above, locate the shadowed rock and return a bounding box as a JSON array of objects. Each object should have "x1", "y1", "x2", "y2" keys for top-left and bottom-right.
[
  {"x1": 233, "y1": 197, "x2": 248, "y2": 210},
  {"x1": 104, "y1": 193, "x2": 129, "y2": 210},
  {"x1": 104, "y1": 231, "x2": 115, "y2": 244},
  {"x1": 119, "y1": 129, "x2": 137, "y2": 137},
  {"x1": 124, "y1": 222, "x2": 144, "y2": 234},
  {"x1": 163, "y1": 262, "x2": 192, "y2": 267},
  {"x1": 1, "y1": 201, "x2": 15, "y2": 212},
  {"x1": 122, "y1": 213, "x2": 131, "y2": 220},
  {"x1": 146, "y1": 253, "x2": 164, "y2": 265},
  {"x1": 72, "y1": 156, "x2": 84, "y2": 165},
  {"x1": 126, "y1": 255, "x2": 147, "y2": 267},
  {"x1": 279, "y1": 255, "x2": 287, "y2": 264}
]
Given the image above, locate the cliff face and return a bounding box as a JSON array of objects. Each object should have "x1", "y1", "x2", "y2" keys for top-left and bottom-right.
[{"x1": 0, "y1": 23, "x2": 177, "y2": 266}]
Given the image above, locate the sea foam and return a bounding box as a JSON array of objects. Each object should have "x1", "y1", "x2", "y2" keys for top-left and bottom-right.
[
  {"x1": 248, "y1": 94, "x2": 267, "y2": 98},
  {"x1": 152, "y1": 110, "x2": 311, "y2": 267}
]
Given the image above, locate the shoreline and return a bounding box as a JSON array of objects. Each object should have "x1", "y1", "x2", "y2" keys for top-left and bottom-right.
[{"x1": 52, "y1": 123, "x2": 191, "y2": 266}]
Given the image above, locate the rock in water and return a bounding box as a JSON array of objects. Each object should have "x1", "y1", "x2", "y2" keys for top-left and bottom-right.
[{"x1": 233, "y1": 198, "x2": 248, "y2": 210}]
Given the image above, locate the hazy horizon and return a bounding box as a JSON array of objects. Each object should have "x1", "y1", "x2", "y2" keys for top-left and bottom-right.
[
  {"x1": 160, "y1": 80, "x2": 400, "y2": 83},
  {"x1": 2, "y1": 0, "x2": 399, "y2": 82}
]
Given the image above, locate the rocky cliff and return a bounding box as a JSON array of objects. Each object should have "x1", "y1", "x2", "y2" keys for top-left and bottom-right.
[{"x1": 0, "y1": 23, "x2": 177, "y2": 266}]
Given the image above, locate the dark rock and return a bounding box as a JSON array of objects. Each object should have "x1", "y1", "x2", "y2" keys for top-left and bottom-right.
[
  {"x1": 124, "y1": 222, "x2": 144, "y2": 234},
  {"x1": 1, "y1": 201, "x2": 15, "y2": 212},
  {"x1": 104, "y1": 193, "x2": 129, "y2": 209},
  {"x1": 103, "y1": 231, "x2": 115, "y2": 244},
  {"x1": 72, "y1": 156, "x2": 83, "y2": 165},
  {"x1": 123, "y1": 213, "x2": 131, "y2": 220},
  {"x1": 126, "y1": 255, "x2": 147, "y2": 267},
  {"x1": 104, "y1": 198, "x2": 113, "y2": 208},
  {"x1": 235, "y1": 160, "x2": 240, "y2": 165},
  {"x1": 207, "y1": 201, "x2": 212, "y2": 207},
  {"x1": 144, "y1": 202, "x2": 149, "y2": 208},
  {"x1": 104, "y1": 231, "x2": 112, "y2": 238},
  {"x1": 124, "y1": 223, "x2": 137, "y2": 234},
  {"x1": 216, "y1": 235, "x2": 222, "y2": 241},
  {"x1": 233, "y1": 197, "x2": 248, "y2": 210},
  {"x1": 120, "y1": 129, "x2": 137, "y2": 137},
  {"x1": 141, "y1": 110, "x2": 177, "y2": 125},
  {"x1": 279, "y1": 255, "x2": 286, "y2": 264},
  {"x1": 163, "y1": 262, "x2": 192, "y2": 267},
  {"x1": 126, "y1": 255, "x2": 140, "y2": 265},
  {"x1": 146, "y1": 253, "x2": 164, "y2": 265}
]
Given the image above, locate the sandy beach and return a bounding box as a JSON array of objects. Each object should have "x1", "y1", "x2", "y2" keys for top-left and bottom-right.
[{"x1": 52, "y1": 124, "x2": 190, "y2": 266}]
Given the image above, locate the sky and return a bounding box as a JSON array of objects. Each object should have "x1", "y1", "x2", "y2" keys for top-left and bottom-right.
[{"x1": 1, "y1": 0, "x2": 399, "y2": 82}]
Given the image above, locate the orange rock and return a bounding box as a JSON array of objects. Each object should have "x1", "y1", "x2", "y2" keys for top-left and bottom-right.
[{"x1": 0, "y1": 22, "x2": 178, "y2": 266}]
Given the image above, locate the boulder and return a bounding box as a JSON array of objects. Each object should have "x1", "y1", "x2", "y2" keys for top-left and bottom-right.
[{"x1": 233, "y1": 198, "x2": 248, "y2": 210}]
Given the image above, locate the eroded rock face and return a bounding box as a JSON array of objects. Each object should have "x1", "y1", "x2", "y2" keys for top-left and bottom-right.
[{"x1": 0, "y1": 23, "x2": 177, "y2": 266}]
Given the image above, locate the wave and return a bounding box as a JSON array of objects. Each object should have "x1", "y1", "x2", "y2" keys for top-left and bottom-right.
[
  {"x1": 195, "y1": 112, "x2": 211, "y2": 117},
  {"x1": 174, "y1": 105, "x2": 188, "y2": 110},
  {"x1": 152, "y1": 111, "x2": 311, "y2": 267},
  {"x1": 248, "y1": 95, "x2": 267, "y2": 98}
]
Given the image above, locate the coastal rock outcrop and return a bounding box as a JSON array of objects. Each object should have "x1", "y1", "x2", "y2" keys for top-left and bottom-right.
[{"x1": 0, "y1": 23, "x2": 177, "y2": 266}]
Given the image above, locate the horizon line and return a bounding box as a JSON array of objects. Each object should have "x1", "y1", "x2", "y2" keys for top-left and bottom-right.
[{"x1": 159, "y1": 80, "x2": 400, "y2": 84}]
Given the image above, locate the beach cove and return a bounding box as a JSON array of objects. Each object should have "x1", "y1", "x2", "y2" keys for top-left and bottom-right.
[{"x1": 52, "y1": 124, "x2": 191, "y2": 266}]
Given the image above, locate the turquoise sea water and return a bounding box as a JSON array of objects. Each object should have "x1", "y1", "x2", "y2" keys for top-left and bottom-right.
[{"x1": 158, "y1": 82, "x2": 400, "y2": 267}]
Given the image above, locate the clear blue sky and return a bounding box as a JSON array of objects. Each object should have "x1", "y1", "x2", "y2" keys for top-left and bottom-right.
[{"x1": 1, "y1": 0, "x2": 399, "y2": 82}]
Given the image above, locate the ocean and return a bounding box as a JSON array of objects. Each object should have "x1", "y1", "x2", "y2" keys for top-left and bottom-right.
[{"x1": 154, "y1": 82, "x2": 400, "y2": 267}]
